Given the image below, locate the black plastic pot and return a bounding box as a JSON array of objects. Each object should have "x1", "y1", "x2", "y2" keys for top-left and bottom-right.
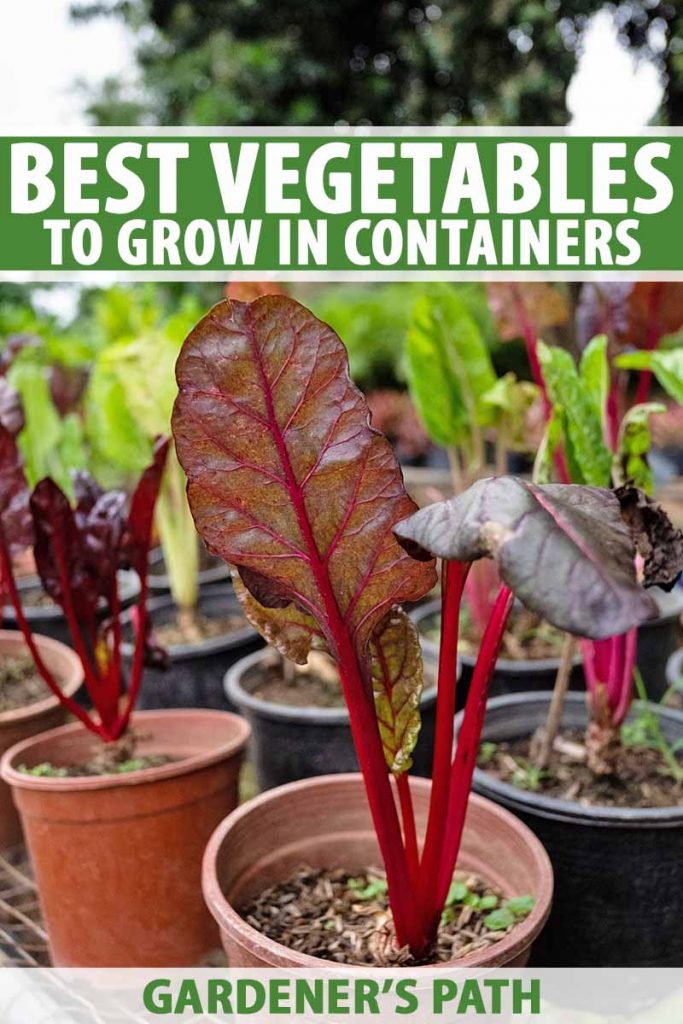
[
  {"x1": 120, "y1": 582, "x2": 261, "y2": 712},
  {"x1": 462, "y1": 691, "x2": 683, "y2": 967},
  {"x1": 410, "y1": 599, "x2": 583, "y2": 709},
  {"x1": 2, "y1": 572, "x2": 140, "y2": 649},
  {"x1": 636, "y1": 587, "x2": 683, "y2": 701},
  {"x1": 147, "y1": 546, "x2": 229, "y2": 594},
  {"x1": 225, "y1": 648, "x2": 441, "y2": 790}
]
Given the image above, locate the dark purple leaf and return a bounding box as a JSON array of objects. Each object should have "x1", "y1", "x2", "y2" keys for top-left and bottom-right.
[
  {"x1": 0, "y1": 425, "x2": 32, "y2": 554},
  {"x1": 121, "y1": 437, "x2": 170, "y2": 576},
  {"x1": 0, "y1": 379, "x2": 24, "y2": 437},
  {"x1": 394, "y1": 476, "x2": 658, "y2": 640},
  {"x1": 0, "y1": 334, "x2": 39, "y2": 375},
  {"x1": 31, "y1": 478, "x2": 101, "y2": 625}
]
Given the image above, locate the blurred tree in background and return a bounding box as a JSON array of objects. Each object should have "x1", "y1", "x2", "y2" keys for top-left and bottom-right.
[{"x1": 72, "y1": 1, "x2": 682, "y2": 127}]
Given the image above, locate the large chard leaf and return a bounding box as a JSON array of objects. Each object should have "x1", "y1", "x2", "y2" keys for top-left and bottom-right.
[
  {"x1": 615, "y1": 348, "x2": 683, "y2": 404},
  {"x1": 394, "y1": 476, "x2": 657, "y2": 640},
  {"x1": 405, "y1": 285, "x2": 496, "y2": 448},
  {"x1": 370, "y1": 607, "x2": 423, "y2": 775},
  {"x1": 537, "y1": 341, "x2": 612, "y2": 487},
  {"x1": 172, "y1": 296, "x2": 436, "y2": 662}
]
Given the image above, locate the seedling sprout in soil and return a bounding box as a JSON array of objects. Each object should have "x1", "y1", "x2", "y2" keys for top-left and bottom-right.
[
  {"x1": 0, "y1": 424, "x2": 169, "y2": 745},
  {"x1": 490, "y1": 283, "x2": 683, "y2": 777},
  {"x1": 172, "y1": 294, "x2": 660, "y2": 959}
]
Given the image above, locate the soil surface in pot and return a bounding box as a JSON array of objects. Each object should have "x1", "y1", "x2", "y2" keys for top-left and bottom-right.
[
  {"x1": 16, "y1": 730, "x2": 178, "y2": 778},
  {"x1": 250, "y1": 662, "x2": 345, "y2": 709},
  {"x1": 154, "y1": 607, "x2": 247, "y2": 646},
  {"x1": 0, "y1": 655, "x2": 47, "y2": 712},
  {"x1": 421, "y1": 607, "x2": 564, "y2": 662},
  {"x1": 479, "y1": 731, "x2": 683, "y2": 809},
  {"x1": 239, "y1": 865, "x2": 533, "y2": 966}
]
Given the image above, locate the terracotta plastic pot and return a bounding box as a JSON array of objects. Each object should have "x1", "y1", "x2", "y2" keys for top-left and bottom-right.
[
  {"x1": 203, "y1": 773, "x2": 553, "y2": 968},
  {"x1": 225, "y1": 649, "x2": 441, "y2": 789},
  {"x1": 0, "y1": 630, "x2": 83, "y2": 851},
  {"x1": 120, "y1": 583, "x2": 261, "y2": 712},
  {"x1": 1, "y1": 708, "x2": 250, "y2": 967},
  {"x1": 411, "y1": 599, "x2": 583, "y2": 709},
  {"x1": 465, "y1": 692, "x2": 683, "y2": 966}
]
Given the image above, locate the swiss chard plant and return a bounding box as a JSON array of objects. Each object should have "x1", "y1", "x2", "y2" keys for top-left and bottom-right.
[
  {"x1": 489, "y1": 283, "x2": 683, "y2": 774},
  {"x1": 405, "y1": 283, "x2": 539, "y2": 637},
  {"x1": 0, "y1": 423, "x2": 168, "y2": 742},
  {"x1": 172, "y1": 294, "x2": 659, "y2": 958},
  {"x1": 86, "y1": 292, "x2": 205, "y2": 617}
]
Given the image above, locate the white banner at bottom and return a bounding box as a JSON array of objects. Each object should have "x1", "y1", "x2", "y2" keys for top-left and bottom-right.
[{"x1": 0, "y1": 968, "x2": 681, "y2": 1024}]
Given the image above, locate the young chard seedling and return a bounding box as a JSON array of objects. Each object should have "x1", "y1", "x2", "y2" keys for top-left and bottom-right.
[{"x1": 0, "y1": 426, "x2": 168, "y2": 742}]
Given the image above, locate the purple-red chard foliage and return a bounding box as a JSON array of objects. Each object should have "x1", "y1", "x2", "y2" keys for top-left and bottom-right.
[
  {"x1": 172, "y1": 295, "x2": 661, "y2": 959},
  {"x1": 0, "y1": 427, "x2": 169, "y2": 741}
]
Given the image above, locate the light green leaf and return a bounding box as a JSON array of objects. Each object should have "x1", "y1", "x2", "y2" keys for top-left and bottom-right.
[
  {"x1": 405, "y1": 285, "x2": 496, "y2": 448},
  {"x1": 533, "y1": 407, "x2": 564, "y2": 485},
  {"x1": 615, "y1": 347, "x2": 683, "y2": 404},
  {"x1": 9, "y1": 363, "x2": 86, "y2": 495},
  {"x1": 612, "y1": 402, "x2": 666, "y2": 494},
  {"x1": 579, "y1": 334, "x2": 609, "y2": 423},
  {"x1": 537, "y1": 341, "x2": 612, "y2": 487}
]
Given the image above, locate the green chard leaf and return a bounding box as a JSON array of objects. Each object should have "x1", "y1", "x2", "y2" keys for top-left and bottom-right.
[
  {"x1": 537, "y1": 341, "x2": 612, "y2": 487},
  {"x1": 615, "y1": 347, "x2": 683, "y2": 404},
  {"x1": 579, "y1": 334, "x2": 609, "y2": 423},
  {"x1": 405, "y1": 285, "x2": 496, "y2": 448}
]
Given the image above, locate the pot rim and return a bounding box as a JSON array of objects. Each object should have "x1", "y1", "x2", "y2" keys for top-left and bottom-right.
[
  {"x1": 468, "y1": 691, "x2": 683, "y2": 828},
  {"x1": 0, "y1": 629, "x2": 83, "y2": 726},
  {"x1": 119, "y1": 582, "x2": 258, "y2": 660},
  {"x1": 410, "y1": 599, "x2": 583, "y2": 674},
  {"x1": 4, "y1": 570, "x2": 140, "y2": 621},
  {"x1": 225, "y1": 648, "x2": 440, "y2": 723},
  {"x1": 0, "y1": 707, "x2": 251, "y2": 793},
  {"x1": 202, "y1": 772, "x2": 553, "y2": 970}
]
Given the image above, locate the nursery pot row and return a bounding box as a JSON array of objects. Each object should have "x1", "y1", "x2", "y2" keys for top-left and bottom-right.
[
  {"x1": 464, "y1": 692, "x2": 683, "y2": 968},
  {"x1": 0, "y1": 708, "x2": 250, "y2": 967}
]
